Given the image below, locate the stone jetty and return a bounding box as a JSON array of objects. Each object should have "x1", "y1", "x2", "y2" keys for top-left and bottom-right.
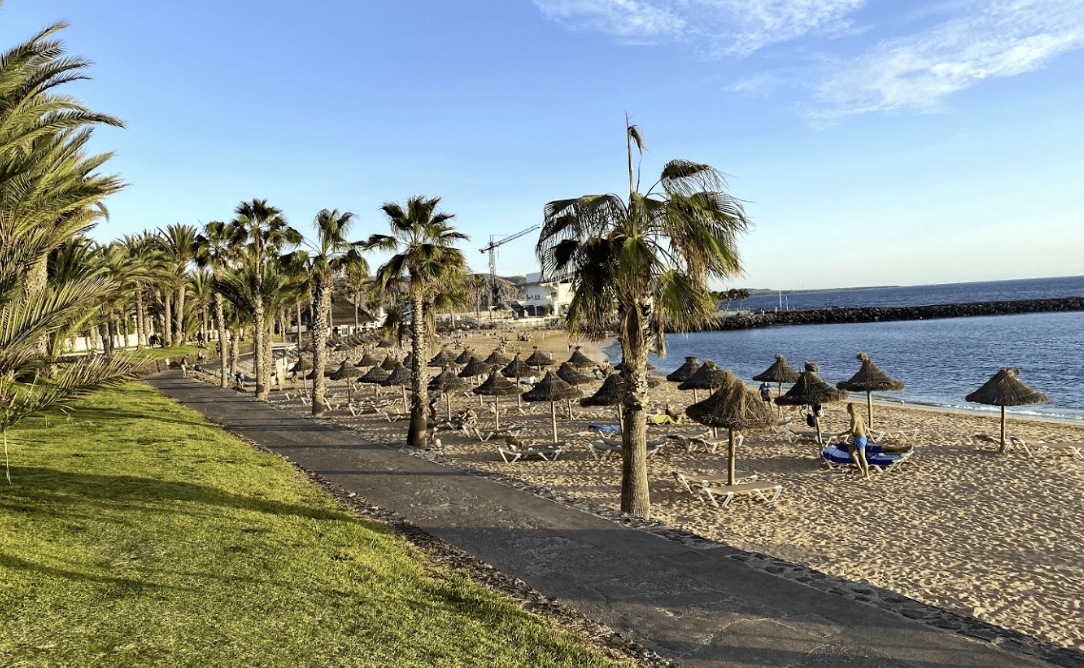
[{"x1": 702, "y1": 296, "x2": 1084, "y2": 332}]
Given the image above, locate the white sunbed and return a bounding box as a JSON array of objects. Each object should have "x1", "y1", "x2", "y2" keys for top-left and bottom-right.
[{"x1": 671, "y1": 472, "x2": 781, "y2": 509}]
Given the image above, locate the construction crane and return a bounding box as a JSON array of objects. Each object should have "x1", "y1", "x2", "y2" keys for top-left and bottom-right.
[{"x1": 479, "y1": 225, "x2": 540, "y2": 308}]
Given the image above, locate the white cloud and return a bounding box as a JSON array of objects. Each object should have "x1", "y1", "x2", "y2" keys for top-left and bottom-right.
[
  {"x1": 533, "y1": 0, "x2": 866, "y2": 54},
  {"x1": 810, "y1": 0, "x2": 1084, "y2": 118}
]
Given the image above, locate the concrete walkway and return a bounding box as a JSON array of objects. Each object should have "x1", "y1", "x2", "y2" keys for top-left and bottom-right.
[{"x1": 146, "y1": 372, "x2": 1076, "y2": 668}]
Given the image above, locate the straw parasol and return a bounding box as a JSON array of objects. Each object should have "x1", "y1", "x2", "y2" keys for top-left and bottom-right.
[
  {"x1": 580, "y1": 372, "x2": 627, "y2": 421},
  {"x1": 355, "y1": 350, "x2": 382, "y2": 367},
  {"x1": 454, "y1": 348, "x2": 475, "y2": 366},
  {"x1": 428, "y1": 367, "x2": 470, "y2": 421},
  {"x1": 677, "y1": 359, "x2": 727, "y2": 403},
  {"x1": 380, "y1": 362, "x2": 412, "y2": 407},
  {"x1": 524, "y1": 346, "x2": 552, "y2": 371},
  {"x1": 472, "y1": 372, "x2": 523, "y2": 430},
  {"x1": 666, "y1": 356, "x2": 701, "y2": 383},
  {"x1": 379, "y1": 354, "x2": 398, "y2": 371},
  {"x1": 836, "y1": 352, "x2": 905, "y2": 429},
  {"x1": 774, "y1": 362, "x2": 847, "y2": 445},
  {"x1": 752, "y1": 354, "x2": 800, "y2": 411},
  {"x1": 483, "y1": 349, "x2": 512, "y2": 367},
  {"x1": 357, "y1": 364, "x2": 391, "y2": 396},
  {"x1": 501, "y1": 354, "x2": 534, "y2": 380},
  {"x1": 428, "y1": 346, "x2": 459, "y2": 367},
  {"x1": 686, "y1": 370, "x2": 777, "y2": 486},
  {"x1": 564, "y1": 346, "x2": 597, "y2": 369},
  {"x1": 329, "y1": 360, "x2": 363, "y2": 381},
  {"x1": 965, "y1": 368, "x2": 1048, "y2": 453},
  {"x1": 376, "y1": 339, "x2": 394, "y2": 349},
  {"x1": 556, "y1": 362, "x2": 594, "y2": 386},
  {"x1": 522, "y1": 371, "x2": 583, "y2": 442}
]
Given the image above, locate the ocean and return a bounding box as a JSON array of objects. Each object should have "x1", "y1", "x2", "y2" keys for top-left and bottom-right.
[{"x1": 611, "y1": 276, "x2": 1084, "y2": 422}]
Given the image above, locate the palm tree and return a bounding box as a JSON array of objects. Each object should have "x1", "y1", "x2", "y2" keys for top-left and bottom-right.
[
  {"x1": 536, "y1": 118, "x2": 751, "y2": 518},
  {"x1": 194, "y1": 221, "x2": 235, "y2": 387},
  {"x1": 228, "y1": 199, "x2": 300, "y2": 400},
  {"x1": 342, "y1": 255, "x2": 371, "y2": 332},
  {"x1": 156, "y1": 224, "x2": 198, "y2": 345},
  {"x1": 365, "y1": 196, "x2": 468, "y2": 446},
  {"x1": 286, "y1": 209, "x2": 364, "y2": 417}
]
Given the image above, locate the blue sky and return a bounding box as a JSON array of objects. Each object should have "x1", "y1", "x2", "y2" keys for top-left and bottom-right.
[{"x1": 3, "y1": 0, "x2": 1082, "y2": 290}]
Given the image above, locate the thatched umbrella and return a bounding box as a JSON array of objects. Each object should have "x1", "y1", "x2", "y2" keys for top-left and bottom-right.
[
  {"x1": 774, "y1": 362, "x2": 847, "y2": 445},
  {"x1": 429, "y1": 367, "x2": 470, "y2": 421},
  {"x1": 752, "y1": 354, "x2": 800, "y2": 411},
  {"x1": 472, "y1": 372, "x2": 523, "y2": 430},
  {"x1": 677, "y1": 359, "x2": 727, "y2": 404},
  {"x1": 965, "y1": 368, "x2": 1048, "y2": 453},
  {"x1": 483, "y1": 349, "x2": 512, "y2": 367},
  {"x1": 357, "y1": 364, "x2": 391, "y2": 396},
  {"x1": 379, "y1": 354, "x2": 398, "y2": 371},
  {"x1": 380, "y1": 362, "x2": 412, "y2": 408},
  {"x1": 580, "y1": 372, "x2": 626, "y2": 421},
  {"x1": 686, "y1": 370, "x2": 777, "y2": 486},
  {"x1": 836, "y1": 352, "x2": 905, "y2": 429},
  {"x1": 454, "y1": 348, "x2": 476, "y2": 366},
  {"x1": 666, "y1": 356, "x2": 701, "y2": 383},
  {"x1": 329, "y1": 360, "x2": 363, "y2": 381},
  {"x1": 501, "y1": 354, "x2": 535, "y2": 408},
  {"x1": 564, "y1": 346, "x2": 597, "y2": 369},
  {"x1": 376, "y1": 339, "x2": 394, "y2": 349},
  {"x1": 355, "y1": 350, "x2": 382, "y2": 367},
  {"x1": 428, "y1": 346, "x2": 459, "y2": 367},
  {"x1": 524, "y1": 347, "x2": 552, "y2": 371},
  {"x1": 523, "y1": 371, "x2": 583, "y2": 442},
  {"x1": 556, "y1": 362, "x2": 593, "y2": 386}
]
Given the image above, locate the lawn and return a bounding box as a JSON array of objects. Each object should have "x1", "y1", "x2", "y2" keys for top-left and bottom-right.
[{"x1": 0, "y1": 381, "x2": 624, "y2": 667}]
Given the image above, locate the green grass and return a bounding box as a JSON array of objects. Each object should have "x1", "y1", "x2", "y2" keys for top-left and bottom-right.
[{"x1": 0, "y1": 382, "x2": 624, "y2": 667}]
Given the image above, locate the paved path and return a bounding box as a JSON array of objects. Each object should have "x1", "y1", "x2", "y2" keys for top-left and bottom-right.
[{"x1": 146, "y1": 372, "x2": 1076, "y2": 668}]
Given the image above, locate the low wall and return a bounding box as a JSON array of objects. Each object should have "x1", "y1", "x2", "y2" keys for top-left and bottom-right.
[{"x1": 697, "y1": 296, "x2": 1084, "y2": 331}]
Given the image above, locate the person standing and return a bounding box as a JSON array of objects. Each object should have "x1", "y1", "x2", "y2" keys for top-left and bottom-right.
[
  {"x1": 759, "y1": 382, "x2": 771, "y2": 404},
  {"x1": 839, "y1": 402, "x2": 870, "y2": 479}
]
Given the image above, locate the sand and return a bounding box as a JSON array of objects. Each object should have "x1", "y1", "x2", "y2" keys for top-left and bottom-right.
[{"x1": 224, "y1": 327, "x2": 1084, "y2": 651}]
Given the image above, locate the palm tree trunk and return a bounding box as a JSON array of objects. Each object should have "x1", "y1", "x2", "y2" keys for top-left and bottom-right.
[
  {"x1": 253, "y1": 293, "x2": 267, "y2": 399},
  {"x1": 163, "y1": 291, "x2": 174, "y2": 346},
  {"x1": 311, "y1": 279, "x2": 330, "y2": 417},
  {"x1": 135, "y1": 289, "x2": 146, "y2": 350},
  {"x1": 175, "y1": 282, "x2": 186, "y2": 345},
  {"x1": 295, "y1": 302, "x2": 303, "y2": 352},
  {"x1": 407, "y1": 292, "x2": 428, "y2": 446},
  {"x1": 230, "y1": 328, "x2": 241, "y2": 379},
  {"x1": 214, "y1": 292, "x2": 229, "y2": 388},
  {"x1": 619, "y1": 299, "x2": 651, "y2": 519}
]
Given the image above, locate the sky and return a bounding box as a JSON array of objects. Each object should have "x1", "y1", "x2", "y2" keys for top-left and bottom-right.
[{"x1": 2, "y1": 0, "x2": 1082, "y2": 291}]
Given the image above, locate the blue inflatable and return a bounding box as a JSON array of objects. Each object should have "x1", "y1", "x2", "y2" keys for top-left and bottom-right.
[{"x1": 822, "y1": 443, "x2": 910, "y2": 468}]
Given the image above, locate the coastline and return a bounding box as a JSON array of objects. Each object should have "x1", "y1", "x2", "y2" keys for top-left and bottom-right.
[{"x1": 226, "y1": 327, "x2": 1084, "y2": 651}]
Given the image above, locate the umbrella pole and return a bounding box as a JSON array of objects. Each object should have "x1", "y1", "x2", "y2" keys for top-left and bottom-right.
[
  {"x1": 999, "y1": 405, "x2": 1007, "y2": 454},
  {"x1": 814, "y1": 416, "x2": 823, "y2": 446},
  {"x1": 446, "y1": 393, "x2": 452, "y2": 422},
  {"x1": 776, "y1": 382, "x2": 783, "y2": 415},
  {"x1": 866, "y1": 391, "x2": 874, "y2": 430},
  {"x1": 494, "y1": 398, "x2": 501, "y2": 430},
  {"x1": 401, "y1": 385, "x2": 407, "y2": 410},
  {"x1": 728, "y1": 428, "x2": 737, "y2": 486},
  {"x1": 550, "y1": 401, "x2": 558, "y2": 443}
]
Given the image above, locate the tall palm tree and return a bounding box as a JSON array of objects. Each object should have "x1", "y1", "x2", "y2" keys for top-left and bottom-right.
[
  {"x1": 536, "y1": 119, "x2": 751, "y2": 518},
  {"x1": 156, "y1": 224, "x2": 198, "y2": 345},
  {"x1": 228, "y1": 199, "x2": 300, "y2": 400},
  {"x1": 285, "y1": 209, "x2": 364, "y2": 416},
  {"x1": 365, "y1": 196, "x2": 468, "y2": 446},
  {"x1": 194, "y1": 221, "x2": 235, "y2": 386},
  {"x1": 342, "y1": 255, "x2": 371, "y2": 332}
]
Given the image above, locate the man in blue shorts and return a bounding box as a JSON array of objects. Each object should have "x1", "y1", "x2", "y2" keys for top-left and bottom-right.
[{"x1": 839, "y1": 402, "x2": 870, "y2": 480}]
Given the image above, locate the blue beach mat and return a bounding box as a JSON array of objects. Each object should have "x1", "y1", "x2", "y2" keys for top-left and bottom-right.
[{"x1": 821, "y1": 443, "x2": 908, "y2": 468}]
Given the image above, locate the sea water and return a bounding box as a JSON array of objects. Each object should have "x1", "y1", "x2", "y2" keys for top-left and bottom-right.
[{"x1": 609, "y1": 276, "x2": 1084, "y2": 422}]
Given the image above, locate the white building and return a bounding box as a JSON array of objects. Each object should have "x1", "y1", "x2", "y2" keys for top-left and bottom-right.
[{"x1": 518, "y1": 272, "x2": 574, "y2": 316}]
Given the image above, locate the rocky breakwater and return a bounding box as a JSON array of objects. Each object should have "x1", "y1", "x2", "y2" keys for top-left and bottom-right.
[{"x1": 707, "y1": 296, "x2": 1084, "y2": 331}]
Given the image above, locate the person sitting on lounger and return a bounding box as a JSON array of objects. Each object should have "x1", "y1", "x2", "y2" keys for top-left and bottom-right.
[{"x1": 839, "y1": 402, "x2": 870, "y2": 480}]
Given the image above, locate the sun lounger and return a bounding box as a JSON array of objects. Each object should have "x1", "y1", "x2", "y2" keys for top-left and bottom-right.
[
  {"x1": 1011, "y1": 438, "x2": 1083, "y2": 460},
  {"x1": 671, "y1": 472, "x2": 781, "y2": 508},
  {"x1": 588, "y1": 438, "x2": 665, "y2": 460},
  {"x1": 588, "y1": 424, "x2": 621, "y2": 435},
  {"x1": 498, "y1": 443, "x2": 564, "y2": 463},
  {"x1": 821, "y1": 444, "x2": 913, "y2": 474}
]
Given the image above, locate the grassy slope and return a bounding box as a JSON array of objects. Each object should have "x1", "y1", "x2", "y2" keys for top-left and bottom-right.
[{"x1": 0, "y1": 381, "x2": 622, "y2": 668}]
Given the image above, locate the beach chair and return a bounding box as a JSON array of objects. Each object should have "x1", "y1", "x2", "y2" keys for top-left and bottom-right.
[
  {"x1": 672, "y1": 472, "x2": 781, "y2": 509},
  {"x1": 1013, "y1": 438, "x2": 1083, "y2": 460},
  {"x1": 498, "y1": 443, "x2": 564, "y2": 463},
  {"x1": 588, "y1": 438, "x2": 665, "y2": 461}
]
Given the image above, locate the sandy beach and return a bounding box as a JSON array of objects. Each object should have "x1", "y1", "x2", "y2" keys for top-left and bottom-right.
[{"x1": 220, "y1": 327, "x2": 1084, "y2": 651}]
